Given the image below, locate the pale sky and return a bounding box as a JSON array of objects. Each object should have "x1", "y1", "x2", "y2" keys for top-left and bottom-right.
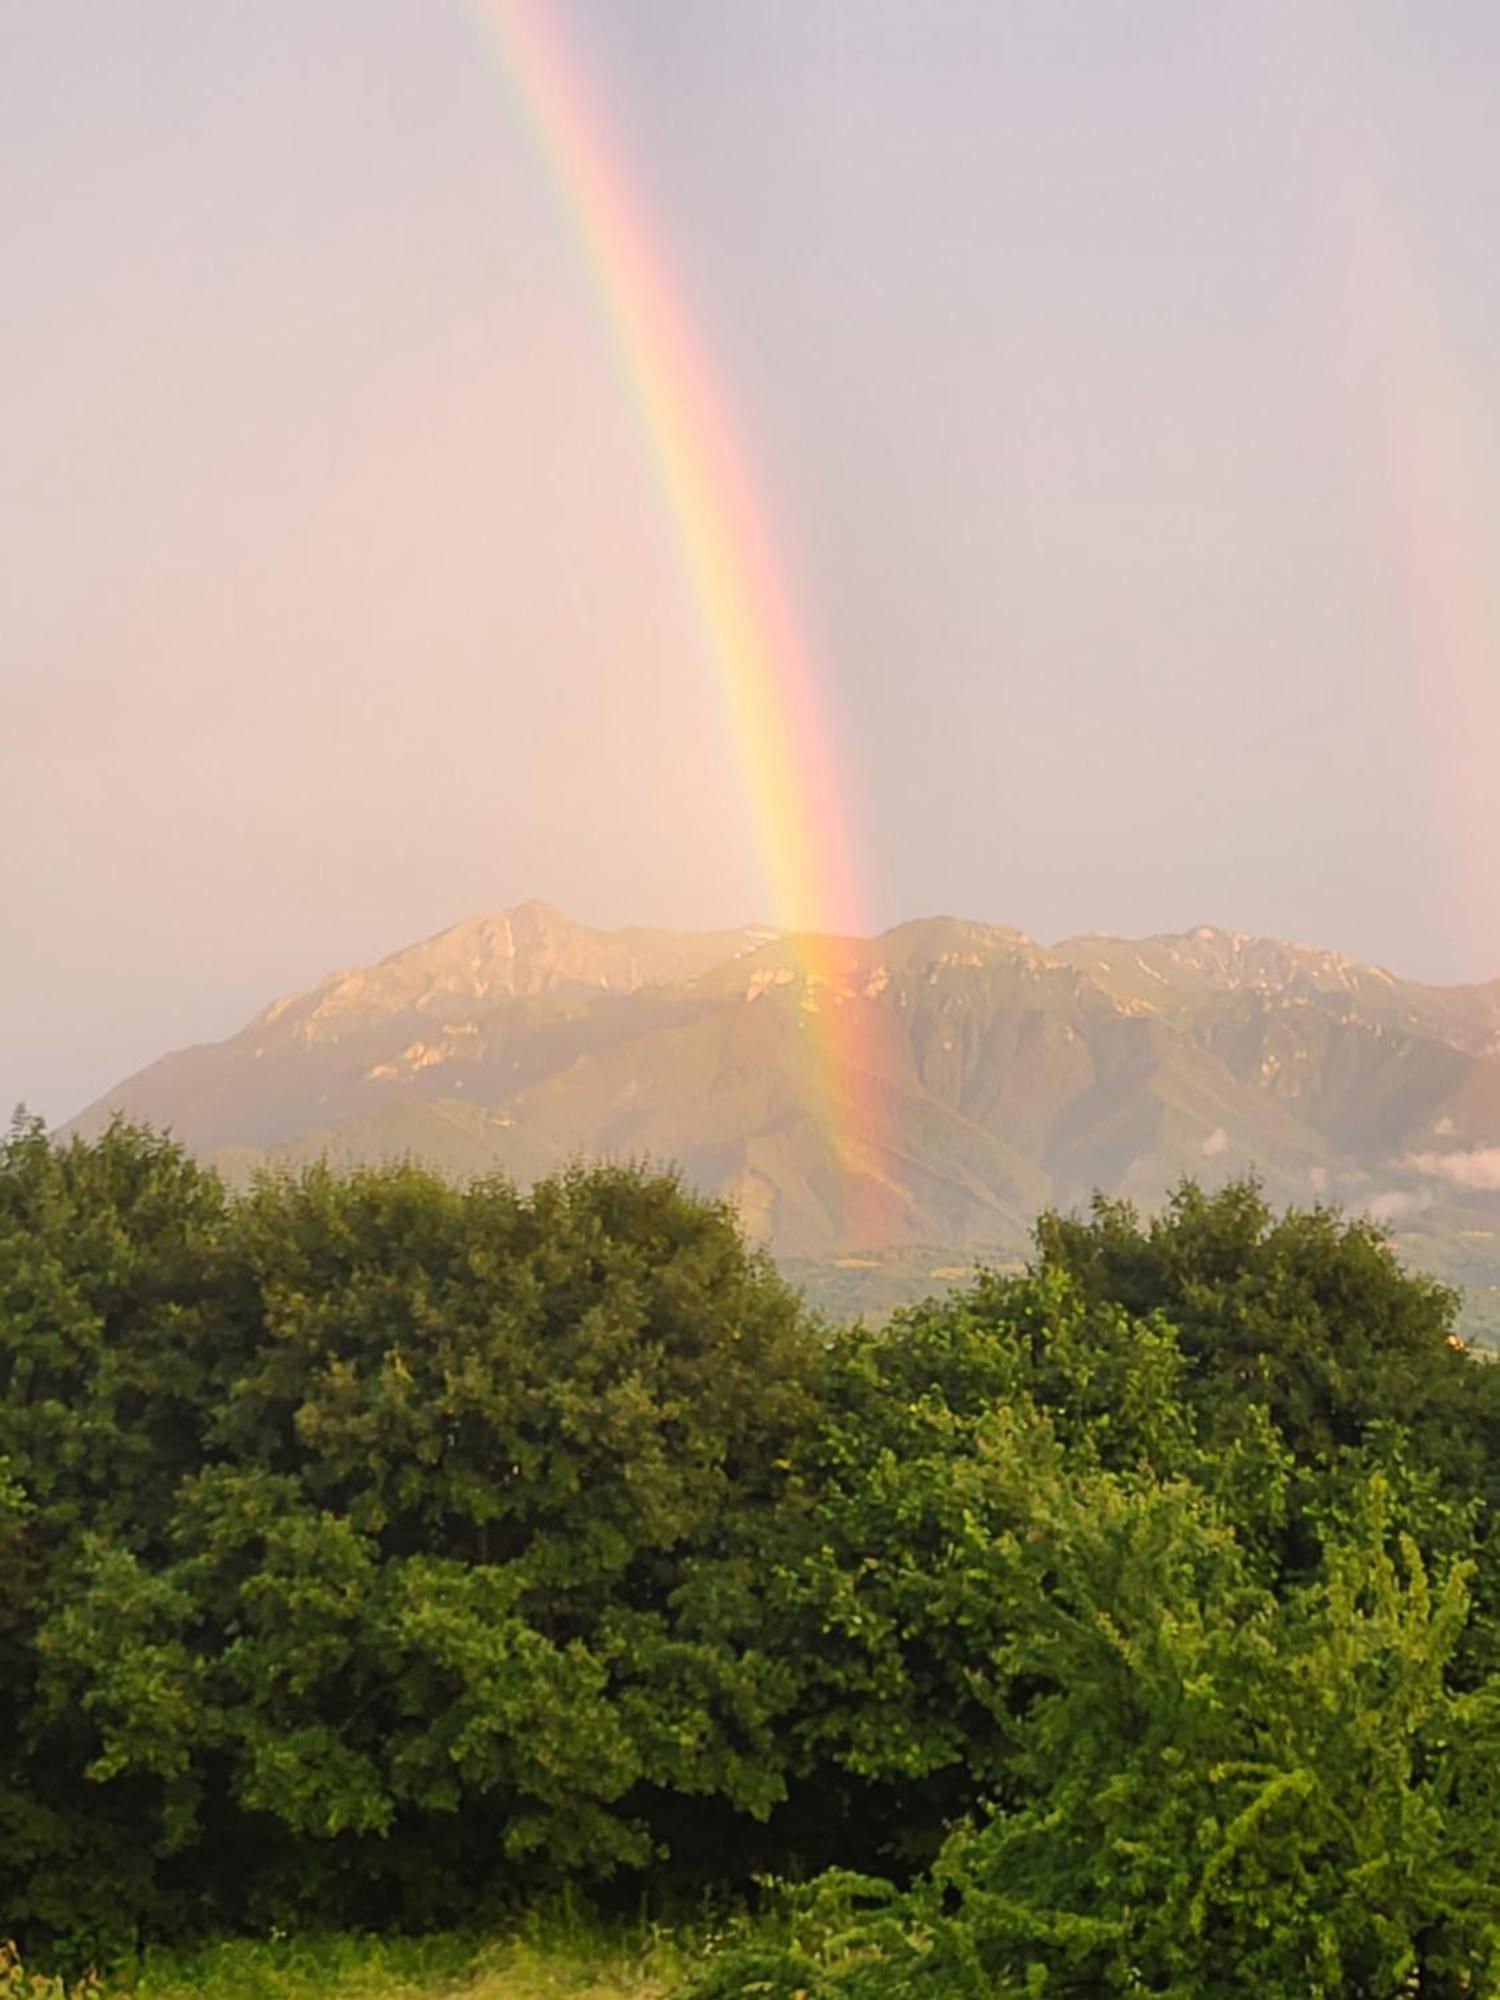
[{"x1": 6, "y1": 1, "x2": 1500, "y2": 1121}]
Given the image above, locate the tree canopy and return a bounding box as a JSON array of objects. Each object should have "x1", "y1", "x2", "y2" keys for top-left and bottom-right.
[{"x1": 2, "y1": 1121, "x2": 1498, "y2": 1994}]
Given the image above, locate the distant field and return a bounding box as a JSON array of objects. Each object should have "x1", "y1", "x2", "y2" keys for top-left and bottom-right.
[{"x1": 781, "y1": 1238, "x2": 1025, "y2": 1319}]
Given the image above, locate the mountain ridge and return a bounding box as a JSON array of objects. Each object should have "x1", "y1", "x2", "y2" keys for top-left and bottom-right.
[{"x1": 67, "y1": 903, "x2": 1500, "y2": 1336}]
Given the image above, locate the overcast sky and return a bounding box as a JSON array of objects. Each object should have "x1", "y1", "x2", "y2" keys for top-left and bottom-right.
[{"x1": 6, "y1": 0, "x2": 1500, "y2": 1122}]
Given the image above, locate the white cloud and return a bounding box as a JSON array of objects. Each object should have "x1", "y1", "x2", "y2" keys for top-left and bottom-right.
[
  {"x1": 1404, "y1": 1147, "x2": 1500, "y2": 1191},
  {"x1": 1201, "y1": 1126, "x2": 1229, "y2": 1158},
  {"x1": 1366, "y1": 1189, "x2": 1434, "y2": 1223}
]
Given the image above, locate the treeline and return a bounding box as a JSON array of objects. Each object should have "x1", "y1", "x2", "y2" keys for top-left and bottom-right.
[{"x1": 2, "y1": 1119, "x2": 1500, "y2": 1994}]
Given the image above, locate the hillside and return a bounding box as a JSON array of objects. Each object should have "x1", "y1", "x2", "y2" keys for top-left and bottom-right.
[{"x1": 69, "y1": 902, "x2": 1500, "y2": 1336}]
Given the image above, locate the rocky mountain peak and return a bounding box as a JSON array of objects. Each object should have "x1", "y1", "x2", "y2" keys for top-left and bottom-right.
[{"x1": 61, "y1": 905, "x2": 1500, "y2": 1340}]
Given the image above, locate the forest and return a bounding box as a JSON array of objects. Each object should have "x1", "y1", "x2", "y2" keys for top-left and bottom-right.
[{"x1": 2, "y1": 1116, "x2": 1499, "y2": 1997}]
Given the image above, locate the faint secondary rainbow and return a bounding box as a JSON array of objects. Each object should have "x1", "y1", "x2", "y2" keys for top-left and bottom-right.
[
  {"x1": 460, "y1": 0, "x2": 896, "y2": 1236},
  {"x1": 1284, "y1": 0, "x2": 1500, "y2": 969}
]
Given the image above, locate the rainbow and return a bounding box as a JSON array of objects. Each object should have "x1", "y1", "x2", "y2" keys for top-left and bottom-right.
[
  {"x1": 1284, "y1": 3, "x2": 1500, "y2": 971},
  {"x1": 460, "y1": 0, "x2": 896, "y2": 1237}
]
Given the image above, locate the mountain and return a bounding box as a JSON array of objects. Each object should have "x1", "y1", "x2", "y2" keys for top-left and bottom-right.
[{"x1": 68, "y1": 903, "x2": 1500, "y2": 1338}]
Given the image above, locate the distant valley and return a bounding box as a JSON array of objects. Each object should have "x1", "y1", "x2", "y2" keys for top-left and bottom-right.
[{"x1": 68, "y1": 900, "x2": 1500, "y2": 1339}]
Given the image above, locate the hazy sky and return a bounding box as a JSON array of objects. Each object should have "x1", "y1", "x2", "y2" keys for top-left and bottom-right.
[{"x1": 6, "y1": 1, "x2": 1500, "y2": 1122}]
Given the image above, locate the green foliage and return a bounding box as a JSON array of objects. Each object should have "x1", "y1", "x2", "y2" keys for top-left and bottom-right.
[
  {"x1": 697, "y1": 1478, "x2": 1500, "y2": 1996},
  {"x1": 691, "y1": 1184, "x2": 1500, "y2": 1998},
  {"x1": 0, "y1": 1124, "x2": 813, "y2": 1954},
  {"x1": 1034, "y1": 1179, "x2": 1499, "y2": 1482},
  {"x1": 3, "y1": 1130, "x2": 1500, "y2": 1993},
  {"x1": 1034, "y1": 1180, "x2": 1500, "y2": 1677}
]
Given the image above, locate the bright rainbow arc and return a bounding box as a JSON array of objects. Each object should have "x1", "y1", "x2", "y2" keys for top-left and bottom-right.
[{"x1": 462, "y1": 0, "x2": 894, "y2": 1237}]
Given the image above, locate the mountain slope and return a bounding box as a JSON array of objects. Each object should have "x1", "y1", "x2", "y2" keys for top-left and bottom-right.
[{"x1": 68, "y1": 907, "x2": 1500, "y2": 1335}]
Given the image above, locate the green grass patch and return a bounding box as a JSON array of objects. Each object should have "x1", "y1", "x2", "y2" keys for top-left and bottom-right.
[{"x1": 0, "y1": 1921, "x2": 714, "y2": 2000}]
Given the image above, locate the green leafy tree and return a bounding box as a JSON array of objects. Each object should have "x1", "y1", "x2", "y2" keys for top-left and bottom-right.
[
  {"x1": 725, "y1": 1269, "x2": 1194, "y2": 1873},
  {"x1": 0, "y1": 1118, "x2": 228, "y2": 1956},
  {"x1": 692, "y1": 1185, "x2": 1500, "y2": 1999},
  {"x1": 28, "y1": 1149, "x2": 816, "y2": 1940},
  {"x1": 1034, "y1": 1180, "x2": 1500, "y2": 1671},
  {"x1": 1033, "y1": 1179, "x2": 1500, "y2": 1487},
  {"x1": 696, "y1": 1474, "x2": 1500, "y2": 1998}
]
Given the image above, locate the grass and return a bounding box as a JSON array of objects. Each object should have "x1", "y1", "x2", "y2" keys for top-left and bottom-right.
[{"x1": 0, "y1": 1917, "x2": 717, "y2": 2000}]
